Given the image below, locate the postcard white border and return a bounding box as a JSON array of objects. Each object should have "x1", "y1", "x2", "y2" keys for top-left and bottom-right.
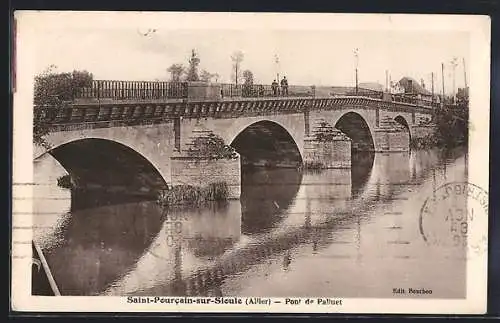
[{"x1": 11, "y1": 12, "x2": 491, "y2": 314}]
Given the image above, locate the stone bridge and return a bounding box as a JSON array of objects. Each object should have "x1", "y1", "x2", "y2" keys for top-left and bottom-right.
[{"x1": 34, "y1": 82, "x2": 437, "y2": 200}]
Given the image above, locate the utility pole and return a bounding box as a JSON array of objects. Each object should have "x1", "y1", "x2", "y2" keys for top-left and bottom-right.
[
  {"x1": 451, "y1": 57, "x2": 459, "y2": 103},
  {"x1": 463, "y1": 57, "x2": 468, "y2": 89},
  {"x1": 354, "y1": 48, "x2": 359, "y2": 95},
  {"x1": 441, "y1": 63, "x2": 445, "y2": 103},
  {"x1": 385, "y1": 70, "x2": 389, "y2": 92},
  {"x1": 275, "y1": 54, "x2": 280, "y2": 83},
  {"x1": 355, "y1": 68, "x2": 358, "y2": 95},
  {"x1": 431, "y1": 72, "x2": 434, "y2": 103}
]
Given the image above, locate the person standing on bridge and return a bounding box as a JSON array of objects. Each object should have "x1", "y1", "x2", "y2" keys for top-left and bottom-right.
[
  {"x1": 272, "y1": 79, "x2": 279, "y2": 96},
  {"x1": 281, "y1": 76, "x2": 289, "y2": 96}
]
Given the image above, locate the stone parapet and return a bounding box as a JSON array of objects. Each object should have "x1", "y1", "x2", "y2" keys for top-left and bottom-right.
[{"x1": 187, "y1": 82, "x2": 222, "y2": 101}]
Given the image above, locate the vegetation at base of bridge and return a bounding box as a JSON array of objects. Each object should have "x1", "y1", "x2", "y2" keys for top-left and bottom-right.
[
  {"x1": 314, "y1": 121, "x2": 343, "y2": 142},
  {"x1": 56, "y1": 174, "x2": 73, "y2": 189},
  {"x1": 187, "y1": 133, "x2": 238, "y2": 160},
  {"x1": 411, "y1": 105, "x2": 468, "y2": 149},
  {"x1": 156, "y1": 182, "x2": 229, "y2": 207}
]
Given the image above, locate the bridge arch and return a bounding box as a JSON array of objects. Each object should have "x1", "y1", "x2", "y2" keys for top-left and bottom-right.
[
  {"x1": 394, "y1": 115, "x2": 412, "y2": 140},
  {"x1": 333, "y1": 111, "x2": 375, "y2": 152},
  {"x1": 36, "y1": 137, "x2": 168, "y2": 209},
  {"x1": 229, "y1": 120, "x2": 303, "y2": 168}
]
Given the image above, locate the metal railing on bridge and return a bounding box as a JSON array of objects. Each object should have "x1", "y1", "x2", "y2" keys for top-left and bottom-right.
[
  {"x1": 344, "y1": 88, "x2": 384, "y2": 100},
  {"x1": 75, "y1": 80, "x2": 188, "y2": 100},
  {"x1": 38, "y1": 78, "x2": 444, "y2": 110},
  {"x1": 220, "y1": 83, "x2": 316, "y2": 98},
  {"x1": 390, "y1": 93, "x2": 441, "y2": 109}
]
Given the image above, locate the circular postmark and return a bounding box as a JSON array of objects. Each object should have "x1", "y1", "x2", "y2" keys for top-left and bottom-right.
[{"x1": 419, "y1": 182, "x2": 488, "y2": 258}]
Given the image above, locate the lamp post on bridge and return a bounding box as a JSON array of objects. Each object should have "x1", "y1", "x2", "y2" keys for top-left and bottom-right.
[{"x1": 353, "y1": 48, "x2": 359, "y2": 95}]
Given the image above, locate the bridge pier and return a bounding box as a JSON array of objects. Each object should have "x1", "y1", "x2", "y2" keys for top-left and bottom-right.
[
  {"x1": 303, "y1": 119, "x2": 351, "y2": 169},
  {"x1": 373, "y1": 116, "x2": 410, "y2": 152},
  {"x1": 170, "y1": 124, "x2": 241, "y2": 199}
]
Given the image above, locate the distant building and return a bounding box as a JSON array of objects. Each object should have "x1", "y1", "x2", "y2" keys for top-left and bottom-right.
[
  {"x1": 397, "y1": 77, "x2": 431, "y2": 95},
  {"x1": 389, "y1": 81, "x2": 405, "y2": 94},
  {"x1": 395, "y1": 77, "x2": 436, "y2": 102}
]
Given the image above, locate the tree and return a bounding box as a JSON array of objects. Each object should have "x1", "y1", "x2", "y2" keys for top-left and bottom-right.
[
  {"x1": 34, "y1": 68, "x2": 93, "y2": 105},
  {"x1": 187, "y1": 133, "x2": 238, "y2": 160},
  {"x1": 186, "y1": 49, "x2": 200, "y2": 81},
  {"x1": 241, "y1": 70, "x2": 254, "y2": 97},
  {"x1": 200, "y1": 70, "x2": 218, "y2": 83},
  {"x1": 242, "y1": 70, "x2": 254, "y2": 85},
  {"x1": 33, "y1": 66, "x2": 93, "y2": 147},
  {"x1": 167, "y1": 64, "x2": 185, "y2": 82},
  {"x1": 231, "y1": 51, "x2": 244, "y2": 85}
]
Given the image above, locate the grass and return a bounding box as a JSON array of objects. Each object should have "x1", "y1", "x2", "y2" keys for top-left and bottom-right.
[{"x1": 157, "y1": 181, "x2": 229, "y2": 207}]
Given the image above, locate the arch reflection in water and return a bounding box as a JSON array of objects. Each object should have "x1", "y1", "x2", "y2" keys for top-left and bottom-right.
[
  {"x1": 358, "y1": 152, "x2": 413, "y2": 202},
  {"x1": 102, "y1": 201, "x2": 243, "y2": 296},
  {"x1": 42, "y1": 201, "x2": 164, "y2": 296},
  {"x1": 178, "y1": 201, "x2": 242, "y2": 259},
  {"x1": 126, "y1": 148, "x2": 468, "y2": 298},
  {"x1": 300, "y1": 168, "x2": 352, "y2": 224},
  {"x1": 240, "y1": 168, "x2": 303, "y2": 234},
  {"x1": 351, "y1": 151, "x2": 375, "y2": 198}
]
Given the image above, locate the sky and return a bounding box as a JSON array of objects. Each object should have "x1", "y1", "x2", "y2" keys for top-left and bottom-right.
[{"x1": 18, "y1": 12, "x2": 472, "y2": 95}]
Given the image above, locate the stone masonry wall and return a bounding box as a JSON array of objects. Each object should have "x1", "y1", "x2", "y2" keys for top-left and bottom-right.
[
  {"x1": 302, "y1": 119, "x2": 352, "y2": 168},
  {"x1": 170, "y1": 156, "x2": 241, "y2": 199},
  {"x1": 374, "y1": 116, "x2": 410, "y2": 152},
  {"x1": 373, "y1": 130, "x2": 410, "y2": 152},
  {"x1": 303, "y1": 138, "x2": 351, "y2": 168}
]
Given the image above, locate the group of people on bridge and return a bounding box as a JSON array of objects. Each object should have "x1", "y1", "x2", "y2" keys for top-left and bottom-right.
[{"x1": 271, "y1": 76, "x2": 289, "y2": 96}]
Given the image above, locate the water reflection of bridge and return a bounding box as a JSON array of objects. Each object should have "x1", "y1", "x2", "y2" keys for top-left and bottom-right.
[{"x1": 95, "y1": 149, "x2": 461, "y2": 297}]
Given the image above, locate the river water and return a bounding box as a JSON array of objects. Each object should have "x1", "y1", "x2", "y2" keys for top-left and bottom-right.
[{"x1": 33, "y1": 147, "x2": 468, "y2": 298}]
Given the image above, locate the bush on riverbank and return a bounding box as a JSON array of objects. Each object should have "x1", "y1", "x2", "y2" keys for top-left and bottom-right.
[
  {"x1": 410, "y1": 106, "x2": 468, "y2": 149},
  {"x1": 157, "y1": 181, "x2": 229, "y2": 207},
  {"x1": 410, "y1": 135, "x2": 440, "y2": 150},
  {"x1": 56, "y1": 174, "x2": 73, "y2": 189}
]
